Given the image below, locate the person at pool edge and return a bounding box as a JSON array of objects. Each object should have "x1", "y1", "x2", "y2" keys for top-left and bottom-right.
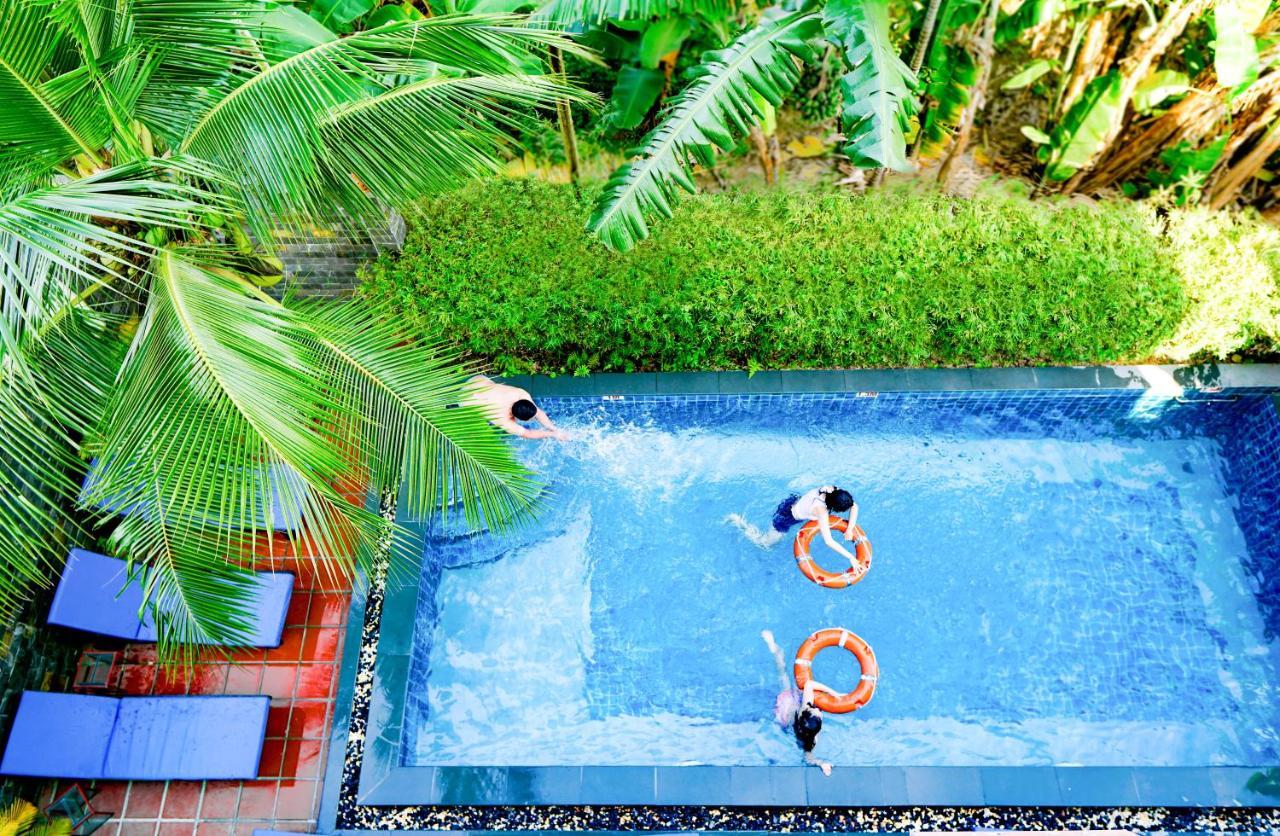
[
  {"x1": 725, "y1": 485, "x2": 859, "y2": 562},
  {"x1": 465, "y1": 375, "x2": 571, "y2": 441},
  {"x1": 763, "y1": 629, "x2": 836, "y2": 775}
]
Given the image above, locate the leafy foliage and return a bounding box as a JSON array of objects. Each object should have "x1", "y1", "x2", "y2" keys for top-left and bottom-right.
[
  {"x1": 0, "y1": 0, "x2": 576, "y2": 655},
  {"x1": 586, "y1": 8, "x2": 824, "y2": 250},
  {"x1": 1043, "y1": 71, "x2": 1123, "y2": 180},
  {"x1": 822, "y1": 0, "x2": 919, "y2": 170},
  {"x1": 364, "y1": 178, "x2": 1280, "y2": 372},
  {"x1": 917, "y1": 0, "x2": 983, "y2": 159}
]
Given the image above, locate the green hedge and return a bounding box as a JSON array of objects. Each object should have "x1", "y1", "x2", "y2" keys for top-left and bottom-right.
[{"x1": 359, "y1": 179, "x2": 1280, "y2": 374}]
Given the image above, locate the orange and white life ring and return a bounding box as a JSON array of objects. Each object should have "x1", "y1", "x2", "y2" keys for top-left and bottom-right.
[
  {"x1": 793, "y1": 516, "x2": 871, "y2": 589},
  {"x1": 793, "y1": 628, "x2": 878, "y2": 714}
]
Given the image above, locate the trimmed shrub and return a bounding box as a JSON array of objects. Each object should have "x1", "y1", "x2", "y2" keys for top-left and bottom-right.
[{"x1": 359, "y1": 178, "x2": 1280, "y2": 374}]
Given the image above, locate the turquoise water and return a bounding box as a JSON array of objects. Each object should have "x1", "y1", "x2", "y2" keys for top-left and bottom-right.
[{"x1": 404, "y1": 394, "x2": 1280, "y2": 767}]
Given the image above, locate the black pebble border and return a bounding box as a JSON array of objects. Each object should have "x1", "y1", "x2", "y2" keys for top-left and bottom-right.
[{"x1": 333, "y1": 500, "x2": 1280, "y2": 832}]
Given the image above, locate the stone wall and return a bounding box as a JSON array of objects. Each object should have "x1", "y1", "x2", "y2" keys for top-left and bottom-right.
[
  {"x1": 0, "y1": 597, "x2": 81, "y2": 806},
  {"x1": 273, "y1": 213, "x2": 404, "y2": 300}
]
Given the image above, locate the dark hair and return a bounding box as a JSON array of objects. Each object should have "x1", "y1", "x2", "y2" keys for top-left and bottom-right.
[
  {"x1": 824, "y1": 488, "x2": 854, "y2": 513},
  {"x1": 792, "y1": 708, "x2": 822, "y2": 752},
  {"x1": 511, "y1": 399, "x2": 538, "y2": 421}
]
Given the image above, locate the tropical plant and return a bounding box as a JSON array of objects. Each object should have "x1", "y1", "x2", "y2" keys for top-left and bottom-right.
[
  {"x1": 0, "y1": 0, "x2": 588, "y2": 660},
  {"x1": 997, "y1": 0, "x2": 1280, "y2": 204},
  {"x1": 0, "y1": 802, "x2": 71, "y2": 836},
  {"x1": 586, "y1": 0, "x2": 920, "y2": 250}
]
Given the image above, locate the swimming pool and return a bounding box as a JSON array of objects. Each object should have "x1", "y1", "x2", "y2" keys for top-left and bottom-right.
[{"x1": 397, "y1": 388, "x2": 1280, "y2": 773}]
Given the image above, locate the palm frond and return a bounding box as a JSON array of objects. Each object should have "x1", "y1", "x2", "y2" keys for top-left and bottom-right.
[
  {"x1": 132, "y1": 0, "x2": 266, "y2": 77},
  {"x1": 588, "y1": 7, "x2": 824, "y2": 251},
  {"x1": 179, "y1": 15, "x2": 587, "y2": 237},
  {"x1": 531, "y1": 0, "x2": 730, "y2": 28},
  {"x1": 0, "y1": 0, "x2": 64, "y2": 82},
  {"x1": 823, "y1": 0, "x2": 919, "y2": 171},
  {"x1": 84, "y1": 250, "x2": 387, "y2": 636},
  {"x1": 301, "y1": 300, "x2": 543, "y2": 532},
  {"x1": 0, "y1": 46, "x2": 103, "y2": 171},
  {"x1": 0, "y1": 159, "x2": 234, "y2": 297},
  {"x1": 0, "y1": 359, "x2": 82, "y2": 617},
  {"x1": 106, "y1": 512, "x2": 263, "y2": 660},
  {"x1": 323, "y1": 74, "x2": 592, "y2": 198}
]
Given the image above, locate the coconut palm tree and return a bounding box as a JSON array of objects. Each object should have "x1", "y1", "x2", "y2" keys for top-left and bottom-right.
[{"x1": 0, "y1": 0, "x2": 588, "y2": 659}]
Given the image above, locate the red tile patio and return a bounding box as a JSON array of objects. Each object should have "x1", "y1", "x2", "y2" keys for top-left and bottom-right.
[{"x1": 42, "y1": 540, "x2": 353, "y2": 836}]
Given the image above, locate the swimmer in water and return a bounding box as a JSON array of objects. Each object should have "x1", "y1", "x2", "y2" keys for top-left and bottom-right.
[
  {"x1": 464, "y1": 375, "x2": 571, "y2": 441},
  {"x1": 762, "y1": 629, "x2": 836, "y2": 775},
  {"x1": 726, "y1": 485, "x2": 859, "y2": 562}
]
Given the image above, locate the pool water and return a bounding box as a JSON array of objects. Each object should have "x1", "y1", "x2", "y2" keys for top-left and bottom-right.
[{"x1": 403, "y1": 392, "x2": 1280, "y2": 768}]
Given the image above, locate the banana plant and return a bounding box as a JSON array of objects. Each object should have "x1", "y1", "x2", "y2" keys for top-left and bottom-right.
[
  {"x1": 0, "y1": 0, "x2": 588, "y2": 660},
  {"x1": 588, "y1": 0, "x2": 919, "y2": 250},
  {"x1": 914, "y1": 0, "x2": 982, "y2": 160}
]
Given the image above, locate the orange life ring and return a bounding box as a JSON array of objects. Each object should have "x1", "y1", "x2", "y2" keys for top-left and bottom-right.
[
  {"x1": 793, "y1": 516, "x2": 871, "y2": 589},
  {"x1": 793, "y1": 628, "x2": 878, "y2": 714}
]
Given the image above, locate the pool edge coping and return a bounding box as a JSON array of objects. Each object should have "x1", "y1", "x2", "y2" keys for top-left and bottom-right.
[{"x1": 322, "y1": 364, "x2": 1280, "y2": 827}]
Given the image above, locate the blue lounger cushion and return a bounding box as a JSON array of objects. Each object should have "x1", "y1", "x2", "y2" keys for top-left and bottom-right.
[
  {"x1": 0, "y1": 692, "x2": 269, "y2": 780},
  {"x1": 0, "y1": 692, "x2": 116, "y2": 779},
  {"x1": 48, "y1": 549, "x2": 294, "y2": 647}
]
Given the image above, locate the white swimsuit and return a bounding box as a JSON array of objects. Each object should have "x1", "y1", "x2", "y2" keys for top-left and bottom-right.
[{"x1": 790, "y1": 487, "x2": 826, "y2": 521}]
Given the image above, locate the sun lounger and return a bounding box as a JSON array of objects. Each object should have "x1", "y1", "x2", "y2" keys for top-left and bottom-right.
[
  {"x1": 48, "y1": 549, "x2": 293, "y2": 647},
  {"x1": 0, "y1": 692, "x2": 269, "y2": 780}
]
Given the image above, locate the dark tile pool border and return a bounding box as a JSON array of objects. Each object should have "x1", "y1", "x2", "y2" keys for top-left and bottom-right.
[{"x1": 321, "y1": 364, "x2": 1280, "y2": 831}]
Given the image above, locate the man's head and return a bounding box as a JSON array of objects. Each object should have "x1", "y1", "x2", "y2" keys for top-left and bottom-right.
[
  {"x1": 793, "y1": 708, "x2": 823, "y2": 752},
  {"x1": 511, "y1": 399, "x2": 538, "y2": 422},
  {"x1": 824, "y1": 487, "x2": 854, "y2": 513}
]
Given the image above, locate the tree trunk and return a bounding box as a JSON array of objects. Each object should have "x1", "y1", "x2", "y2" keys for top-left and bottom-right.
[
  {"x1": 938, "y1": 0, "x2": 998, "y2": 183},
  {"x1": 1208, "y1": 120, "x2": 1280, "y2": 209},
  {"x1": 1057, "y1": 11, "x2": 1113, "y2": 116},
  {"x1": 907, "y1": 0, "x2": 948, "y2": 163},
  {"x1": 548, "y1": 46, "x2": 581, "y2": 185},
  {"x1": 750, "y1": 126, "x2": 776, "y2": 184},
  {"x1": 1062, "y1": 0, "x2": 1214, "y2": 191},
  {"x1": 1080, "y1": 63, "x2": 1280, "y2": 192}
]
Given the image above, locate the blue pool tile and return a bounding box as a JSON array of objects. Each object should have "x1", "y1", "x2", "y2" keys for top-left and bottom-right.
[
  {"x1": 580, "y1": 766, "x2": 656, "y2": 804},
  {"x1": 804, "y1": 767, "x2": 883, "y2": 806},
  {"x1": 435, "y1": 767, "x2": 515, "y2": 804},
  {"x1": 1133, "y1": 767, "x2": 1218, "y2": 805},
  {"x1": 903, "y1": 767, "x2": 984, "y2": 805},
  {"x1": 1055, "y1": 767, "x2": 1139, "y2": 805},
  {"x1": 978, "y1": 767, "x2": 1063, "y2": 806},
  {"x1": 655, "y1": 766, "x2": 731, "y2": 805},
  {"x1": 1209, "y1": 767, "x2": 1280, "y2": 806},
  {"x1": 728, "y1": 767, "x2": 807, "y2": 806}
]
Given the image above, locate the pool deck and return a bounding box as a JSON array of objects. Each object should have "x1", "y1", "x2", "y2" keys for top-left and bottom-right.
[
  {"x1": 27, "y1": 502, "x2": 360, "y2": 836},
  {"x1": 318, "y1": 363, "x2": 1280, "y2": 832}
]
